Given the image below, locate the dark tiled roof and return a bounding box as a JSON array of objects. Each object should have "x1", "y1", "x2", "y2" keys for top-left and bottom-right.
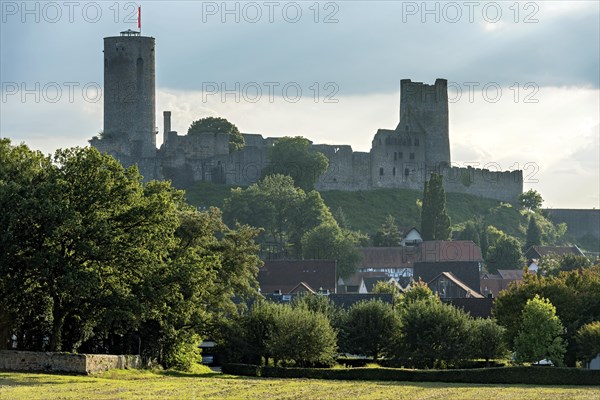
[
  {"x1": 414, "y1": 261, "x2": 481, "y2": 294},
  {"x1": 258, "y1": 260, "x2": 337, "y2": 295},
  {"x1": 442, "y1": 298, "x2": 494, "y2": 318},
  {"x1": 429, "y1": 272, "x2": 484, "y2": 298},
  {"x1": 358, "y1": 241, "x2": 482, "y2": 270},
  {"x1": 329, "y1": 293, "x2": 394, "y2": 309},
  {"x1": 525, "y1": 245, "x2": 584, "y2": 260},
  {"x1": 359, "y1": 247, "x2": 421, "y2": 269},
  {"x1": 497, "y1": 269, "x2": 525, "y2": 281}
]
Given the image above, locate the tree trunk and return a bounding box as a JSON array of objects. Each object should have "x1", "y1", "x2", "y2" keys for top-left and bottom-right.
[{"x1": 49, "y1": 308, "x2": 66, "y2": 352}]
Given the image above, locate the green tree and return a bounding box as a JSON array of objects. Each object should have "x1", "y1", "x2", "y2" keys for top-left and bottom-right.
[
  {"x1": 470, "y1": 318, "x2": 507, "y2": 367},
  {"x1": 514, "y1": 295, "x2": 566, "y2": 366},
  {"x1": 575, "y1": 321, "x2": 600, "y2": 365},
  {"x1": 262, "y1": 136, "x2": 329, "y2": 191},
  {"x1": 188, "y1": 116, "x2": 244, "y2": 152},
  {"x1": 519, "y1": 189, "x2": 543, "y2": 212},
  {"x1": 479, "y1": 226, "x2": 490, "y2": 259},
  {"x1": 333, "y1": 206, "x2": 351, "y2": 230},
  {"x1": 525, "y1": 215, "x2": 542, "y2": 250},
  {"x1": 267, "y1": 305, "x2": 337, "y2": 367},
  {"x1": 301, "y1": 222, "x2": 363, "y2": 279},
  {"x1": 494, "y1": 266, "x2": 600, "y2": 367},
  {"x1": 372, "y1": 281, "x2": 403, "y2": 305},
  {"x1": 223, "y1": 174, "x2": 334, "y2": 256},
  {"x1": 459, "y1": 221, "x2": 481, "y2": 247},
  {"x1": 421, "y1": 173, "x2": 451, "y2": 241},
  {"x1": 0, "y1": 140, "x2": 262, "y2": 369},
  {"x1": 485, "y1": 235, "x2": 525, "y2": 273},
  {"x1": 340, "y1": 300, "x2": 400, "y2": 361},
  {"x1": 373, "y1": 214, "x2": 402, "y2": 247},
  {"x1": 396, "y1": 299, "x2": 472, "y2": 368},
  {"x1": 400, "y1": 280, "x2": 437, "y2": 306}
]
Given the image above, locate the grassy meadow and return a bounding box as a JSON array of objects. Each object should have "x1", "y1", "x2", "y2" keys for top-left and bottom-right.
[{"x1": 1, "y1": 369, "x2": 599, "y2": 400}]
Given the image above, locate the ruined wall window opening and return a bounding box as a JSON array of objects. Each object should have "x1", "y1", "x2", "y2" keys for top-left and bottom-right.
[
  {"x1": 410, "y1": 153, "x2": 415, "y2": 160},
  {"x1": 404, "y1": 168, "x2": 410, "y2": 176},
  {"x1": 379, "y1": 167, "x2": 384, "y2": 176},
  {"x1": 393, "y1": 167, "x2": 396, "y2": 176}
]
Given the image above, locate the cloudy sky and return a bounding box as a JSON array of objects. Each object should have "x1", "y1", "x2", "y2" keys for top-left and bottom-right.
[{"x1": 1, "y1": 1, "x2": 599, "y2": 208}]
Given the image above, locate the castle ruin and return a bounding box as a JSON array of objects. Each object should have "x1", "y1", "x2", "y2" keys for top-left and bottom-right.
[{"x1": 91, "y1": 31, "x2": 523, "y2": 203}]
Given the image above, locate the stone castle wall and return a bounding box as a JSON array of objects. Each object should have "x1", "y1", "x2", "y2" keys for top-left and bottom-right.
[
  {"x1": 545, "y1": 209, "x2": 600, "y2": 239},
  {"x1": 0, "y1": 350, "x2": 141, "y2": 375}
]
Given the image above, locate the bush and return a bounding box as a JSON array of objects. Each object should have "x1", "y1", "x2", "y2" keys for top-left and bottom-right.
[
  {"x1": 340, "y1": 300, "x2": 400, "y2": 361},
  {"x1": 267, "y1": 305, "x2": 337, "y2": 367},
  {"x1": 470, "y1": 318, "x2": 507, "y2": 366},
  {"x1": 576, "y1": 321, "x2": 600, "y2": 364},
  {"x1": 395, "y1": 299, "x2": 472, "y2": 368},
  {"x1": 222, "y1": 364, "x2": 600, "y2": 385}
]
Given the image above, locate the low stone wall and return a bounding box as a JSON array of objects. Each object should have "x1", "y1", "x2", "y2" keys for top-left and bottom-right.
[{"x1": 0, "y1": 350, "x2": 141, "y2": 374}]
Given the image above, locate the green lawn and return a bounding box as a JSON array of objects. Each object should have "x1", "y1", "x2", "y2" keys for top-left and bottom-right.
[{"x1": 1, "y1": 370, "x2": 599, "y2": 400}]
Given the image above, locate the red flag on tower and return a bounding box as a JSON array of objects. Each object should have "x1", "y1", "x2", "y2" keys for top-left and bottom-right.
[{"x1": 138, "y1": 6, "x2": 141, "y2": 29}]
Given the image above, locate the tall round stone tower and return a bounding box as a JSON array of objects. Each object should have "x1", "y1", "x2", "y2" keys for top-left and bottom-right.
[{"x1": 103, "y1": 29, "x2": 156, "y2": 158}]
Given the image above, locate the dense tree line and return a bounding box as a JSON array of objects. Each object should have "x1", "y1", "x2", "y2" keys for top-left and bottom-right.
[
  {"x1": 223, "y1": 174, "x2": 366, "y2": 278},
  {"x1": 0, "y1": 140, "x2": 261, "y2": 369}
]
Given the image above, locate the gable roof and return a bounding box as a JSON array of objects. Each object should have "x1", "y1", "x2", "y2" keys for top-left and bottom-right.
[
  {"x1": 429, "y1": 272, "x2": 484, "y2": 298},
  {"x1": 497, "y1": 269, "x2": 525, "y2": 281},
  {"x1": 258, "y1": 260, "x2": 337, "y2": 295},
  {"x1": 525, "y1": 245, "x2": 584, "y2": 260},
  {"x1": 289, "y1": 282, "x2": 316, "y2": 294},
  {"x1": 362, "y1": 277, "x2": 403, "y2": 293},
  {"x1": 414, "y1": 260, "x2": 481, "y2": 295}
]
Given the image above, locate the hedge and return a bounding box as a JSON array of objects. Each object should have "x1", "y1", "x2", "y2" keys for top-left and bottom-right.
[{"x1": 221, "y1": 364, "x2": 600, "y2": 386}]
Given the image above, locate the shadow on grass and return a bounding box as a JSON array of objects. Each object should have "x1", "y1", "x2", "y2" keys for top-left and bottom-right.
[{"x1": 0, "y1": 371, "x2": 91, "y2": 387}]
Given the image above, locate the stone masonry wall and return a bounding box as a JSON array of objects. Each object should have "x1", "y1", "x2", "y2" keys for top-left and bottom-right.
[{"x1": 0, "y1": 350, "x2": 141, "y2": 375}]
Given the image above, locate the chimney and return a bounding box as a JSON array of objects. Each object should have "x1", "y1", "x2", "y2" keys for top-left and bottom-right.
[{"x1": 163, "y1": 111, "x2": 171, "y2": 145}]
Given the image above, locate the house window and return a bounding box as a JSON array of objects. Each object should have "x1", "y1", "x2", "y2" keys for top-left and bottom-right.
[
  {"x1": 404, "y1": 168, "x2": 410, "y2": 176},
  {"x1": 393, "y1": 167, "x2": 396, "y2": 176},
  {"x1": 379, "y1": 167, "x2": 384, "y2": 176},
  {"x1": 399, "y1": 152, "x2": 403, "y2": 159},
  {"x1": 415, "y1": 138, "x2": 420, "y2": 146},
  {"x1": 394, "y1": 152, "x2": 397, "y2": 161},
  {"x1": 410, "y1": 152, "x2": 415, "y2": 160},
  {"x1": 405, "y1": 125, "x2": 409, "y2": 131}
]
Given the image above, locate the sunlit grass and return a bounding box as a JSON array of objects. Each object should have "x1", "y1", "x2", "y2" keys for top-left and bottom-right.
[{"x1": 1, "y1": 369, "x2": 599, "y2": 400}]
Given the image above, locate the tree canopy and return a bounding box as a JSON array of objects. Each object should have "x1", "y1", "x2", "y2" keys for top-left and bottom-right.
[
  {"x1": 494, "y1": 266, "x2": 600, "y2": 366},
  {"x1": 514, "y1": 295, "x2": 566, "y2": 366},
  {"x1": 420, "y1": 173, "x2": 451, "y2": 241},
  {"x1": 485, "y1": 234, "x2": 525, "y2": 273},
  {"x1": 187, "y1": 116, "x2": 245, "y2": 152},
  {"x1": 262, "y1": 136, "x2": 329, "y2": 191},
  {"x1": 0, "y1": 140, "x2": 261, "y2": 368},
  {"x1": 519, "y1": 189, "x2": 543, "y2": 212},
  {"x1": 373, "y1": 214, "x2": 402, "y2": 247}
]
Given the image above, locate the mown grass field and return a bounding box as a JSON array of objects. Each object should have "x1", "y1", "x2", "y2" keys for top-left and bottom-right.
[{"x1": 1, "y1": 370, "x2": 599, "y2": 400}]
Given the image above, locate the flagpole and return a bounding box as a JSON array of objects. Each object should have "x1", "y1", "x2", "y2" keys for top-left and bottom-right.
[{"x1": 138, "y1": 6, "x2": 141, "y2": 35}]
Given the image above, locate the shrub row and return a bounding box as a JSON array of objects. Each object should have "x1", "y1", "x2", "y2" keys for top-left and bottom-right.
[{"x1": 221, "y1": 363, "x2": 600, "y2": 386}]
